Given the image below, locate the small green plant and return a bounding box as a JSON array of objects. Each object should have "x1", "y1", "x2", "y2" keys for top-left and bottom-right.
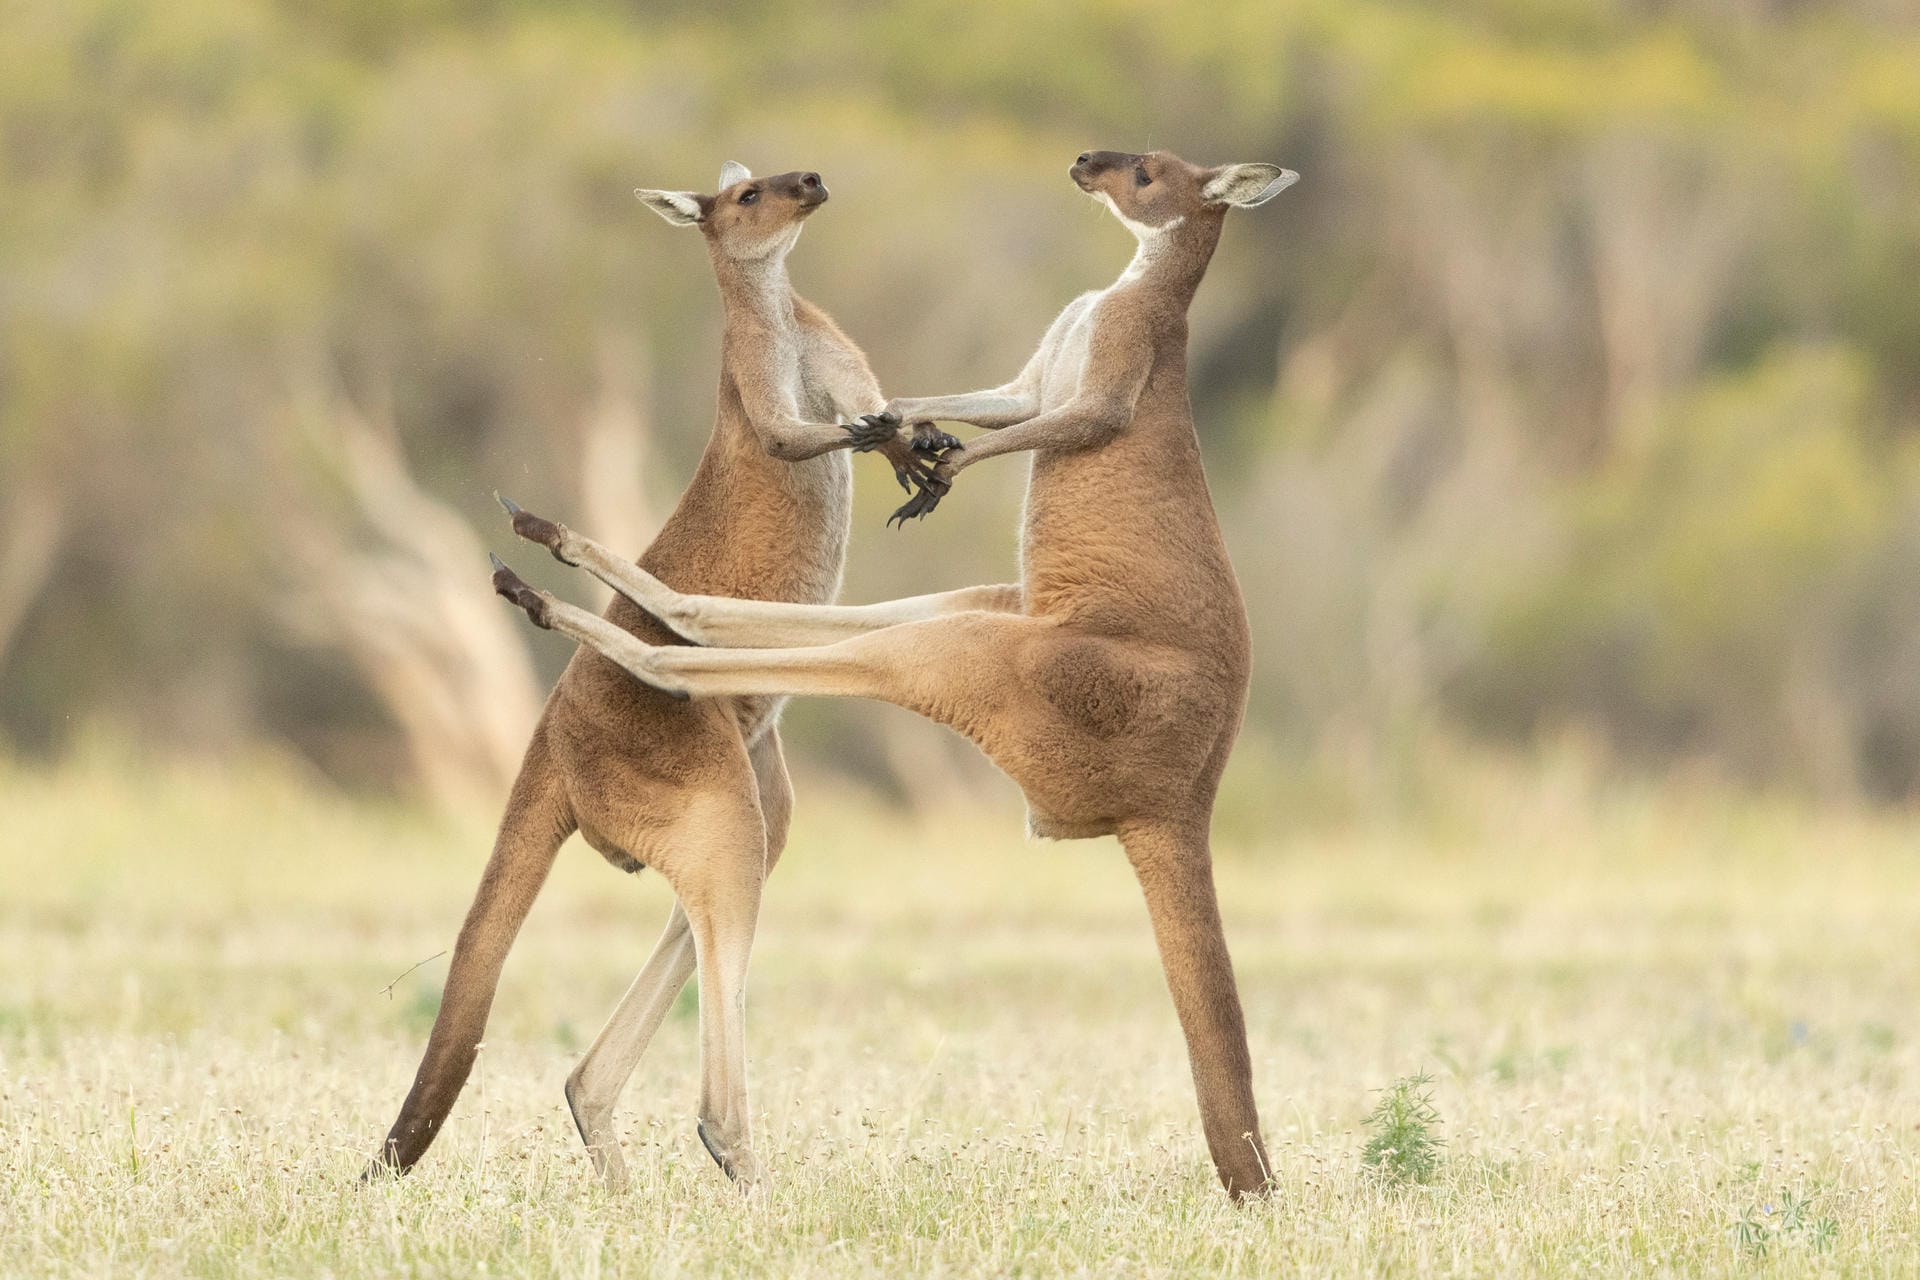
[
  {"x1": 1735, "y1": 1185, "x2": 1838, "y2": 1256},
  {"x1": 1360, "y1": 1072, "x2": 1444, "y2": 1187}
]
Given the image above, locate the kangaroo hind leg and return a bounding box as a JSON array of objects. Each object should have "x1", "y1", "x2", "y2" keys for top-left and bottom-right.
[
  {"x1": 561, "y1": 730, "x2": 793, "y2": 1189},
  {"x1": 370, "y1": 731, "x2": 575, "y2": 1175},
  {"x1": 1118, "y1": 818, "x2": 1270, "y2": 1199}
]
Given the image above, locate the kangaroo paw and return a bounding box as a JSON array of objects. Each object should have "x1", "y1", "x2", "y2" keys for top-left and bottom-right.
[
  {"x1": 887, "y1": 467, "x2": 953, "y2": 527},
  {"x1": 842, "y1": 412, "x2": 900, "y2": 453},
  {"x1": 909, "y1": 422, "x2": 962, "y2": 455}
]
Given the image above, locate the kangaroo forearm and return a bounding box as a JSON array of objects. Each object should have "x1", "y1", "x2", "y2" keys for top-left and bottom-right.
[
  {"x1": 890, "y1": 391, "x2": 1038, "y2": 428},
  {"x1": 756, "y1": 417, "x2": 853, "y2": 461},
  {"x1": 947, "y1": 405, "x2": 1125, "y2": 473}
]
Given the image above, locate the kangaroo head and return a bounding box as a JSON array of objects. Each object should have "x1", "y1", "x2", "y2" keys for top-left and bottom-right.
[
  {"x1": 1069, "y1": 150, "x2": 1297, "y2": 238},
  {"x1": 634, "y1": 162, "x2": 829, "y2": 260}
]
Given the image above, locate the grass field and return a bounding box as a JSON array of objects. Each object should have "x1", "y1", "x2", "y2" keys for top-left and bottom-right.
[{"x1": 3, "y1": 746, "x2": 1919, "y2": 1277}]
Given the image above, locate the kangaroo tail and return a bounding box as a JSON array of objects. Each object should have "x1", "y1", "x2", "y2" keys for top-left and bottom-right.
[{"x1": 369, "y1": 729, "x2": 574, "y2": 1175}]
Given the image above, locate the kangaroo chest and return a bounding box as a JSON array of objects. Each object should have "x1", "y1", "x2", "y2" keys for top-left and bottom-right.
[{"x1": 1036, "y1": 293, "x2": 1105, "y2": 411}]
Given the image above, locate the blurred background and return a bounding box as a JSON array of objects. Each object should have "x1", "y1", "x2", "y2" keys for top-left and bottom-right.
[{"x1": 4, "y1": 0, "x2": 1920, "y2": 826}]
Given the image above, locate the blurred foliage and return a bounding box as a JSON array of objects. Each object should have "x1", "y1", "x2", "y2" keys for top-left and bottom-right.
[{"x1": 2, "y1": 0, "x2": 1919, "y2": 806}]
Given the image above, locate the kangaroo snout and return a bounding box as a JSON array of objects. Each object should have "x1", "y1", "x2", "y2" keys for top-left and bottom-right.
[
  {"x1": 795, "y1": 172, "x2": 828, "y2": 208},
  {"x1": 1071, "y1": 150, "x2": 1129, "y2": 189}
]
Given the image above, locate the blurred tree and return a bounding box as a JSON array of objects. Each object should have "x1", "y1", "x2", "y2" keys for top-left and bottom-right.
[{"x1": 2, "y1": 0, "x2": 1918, "y2": 806}]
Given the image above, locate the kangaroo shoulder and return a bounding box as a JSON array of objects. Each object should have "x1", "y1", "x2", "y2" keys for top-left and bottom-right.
[{"x1": 793, "y1": 295, "x2": 851, "y2": 348}]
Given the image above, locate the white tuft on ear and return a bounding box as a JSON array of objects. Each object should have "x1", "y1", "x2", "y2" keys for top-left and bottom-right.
[
  {"x1": 1202, "y1": 164, "x2": 1299, "y2": 208},
  {"x1": 716, "y1": 160, "x2": 752, "y2": 190},
  {"x1": 634, "y1": 188, "x2": 705, "y2": 226}
]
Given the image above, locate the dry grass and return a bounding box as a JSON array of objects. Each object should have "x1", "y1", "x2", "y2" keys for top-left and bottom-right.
[{"x1": 3, "y1": 745, "x2": 1919, "y2": 1276}]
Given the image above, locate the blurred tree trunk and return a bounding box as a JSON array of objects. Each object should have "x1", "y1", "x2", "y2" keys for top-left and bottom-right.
[
  {"x1": 277, "y1": 384, "x2": 545, "y2": 813},
  {"x1": 1583, "y1": 135, "x2": 1751, "y2": 461},
  {"x1": 0, "y1": 484, "x2": 65, "y2": 684},
  {"x1": 271, "y1": 339, "x2": 672, "y2": 813},
  {"x1": 575, "y1": 335, "x2": 664, "y2": 600}
]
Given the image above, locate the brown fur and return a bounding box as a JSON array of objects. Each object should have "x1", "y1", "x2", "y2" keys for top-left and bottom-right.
[
  {"x1": 494, "y1": 150, "x2": 1297, "y2": 1197},
  {"x1": 368, "y1": 163, "x2": 936, "y2": 1186}
]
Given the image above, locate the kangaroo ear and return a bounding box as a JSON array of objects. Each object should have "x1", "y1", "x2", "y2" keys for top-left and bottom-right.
[
  {"x1": 716, "y1": 160, "x2": 751, "y2": 190},
  {"x1": 1201, "y1": 164, "x2": 1298, "y2": 208},
  {"x1": 634, "y1": 189, "x2": 708, "y2": 226}
]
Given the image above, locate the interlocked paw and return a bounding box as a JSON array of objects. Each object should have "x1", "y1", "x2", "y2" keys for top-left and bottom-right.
[
  {"x1": 841, "y1": 411, "x2": 900, "y2": 453},
  {"x1": 909, "y1": 421, "x2": 962, "y2": 455},
  {"x1": 887, "y1": 459, "x2": 955, "y2": 527},
  {"x1": 489, "y1": 553, "x2": 552, "y2": 629},
  {"x1": 496, "y1": 492, "x2": 575, "y2": 565},
  {"x1": 886, "y1": 441, "x2": 946, "y2": 494}
]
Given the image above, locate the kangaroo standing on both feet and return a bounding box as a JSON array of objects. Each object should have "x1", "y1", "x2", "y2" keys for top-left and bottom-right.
[
  {"x1": 369, "y1": 161, "x2": 950, "y2": 1187},
  {"x1": 494, "y1": 150, "x2": 1298, "y2": 1197}
]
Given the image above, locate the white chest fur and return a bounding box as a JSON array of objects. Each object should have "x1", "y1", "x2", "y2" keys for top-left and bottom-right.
[{"x1": 1038, "y1": 294, "x2": 1102, "y2": 410}]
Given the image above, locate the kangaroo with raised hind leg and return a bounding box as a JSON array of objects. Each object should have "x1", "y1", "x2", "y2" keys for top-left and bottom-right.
[
  {"x1": 367, "y1": 161, "x2": 955, "y2": 1187},
  {"x1": 493, "y1": 150, "x2": 1299, "y2": 1197}
]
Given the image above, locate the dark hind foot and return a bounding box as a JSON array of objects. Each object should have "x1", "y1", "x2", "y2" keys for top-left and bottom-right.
[
  {"x1": 489, "y1": 553, "x2": 552, "y2": 628},
  {"x1": 495, "y1": 492, "x2": 575, "y2": 565}
]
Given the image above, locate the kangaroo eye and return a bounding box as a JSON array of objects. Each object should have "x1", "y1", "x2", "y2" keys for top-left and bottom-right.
[
  {"x1": 739, "y1": 188, "x2": 758, "y2": 205},
  {"x1": 1135, "y1": 167, "x2": 1151, "y2": 186}
]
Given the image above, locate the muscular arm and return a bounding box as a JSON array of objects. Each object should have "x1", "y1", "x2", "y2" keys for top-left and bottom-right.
[
  {"x1": 887, "y1": 389, "x2": 1039, "y2": 431},
  {"x1": 886, "y1": 343, "x2": 1047, "y2": 431},
  {"x1": 801, "y1": 322, "x2": 944, "y2": 479},
  {"x1": 945, "y1": 331, "x2": 1151, "y2": 475},
  {"x1": 729, "y1": 354, "x2": 856, "y2": 462}
]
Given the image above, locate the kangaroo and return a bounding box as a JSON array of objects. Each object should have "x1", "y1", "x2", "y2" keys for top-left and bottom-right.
[
  {"x1": 490, "y1": 150, "x2": 1299, "y2": 1197},
  {"x1": 368, "y1": 161, "x2": 952, "y2": 1187}
]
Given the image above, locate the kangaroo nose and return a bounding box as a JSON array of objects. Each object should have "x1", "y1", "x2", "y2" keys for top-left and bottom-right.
[
  {"x1": 1076, "y1": 153, "x2": 1092, "y2": 165},
  {"x1": 801, "y1": 172, "x2": 821, "y2": 188}
]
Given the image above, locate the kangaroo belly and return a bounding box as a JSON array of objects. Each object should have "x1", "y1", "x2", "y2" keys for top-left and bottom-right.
[{"x1": 644, "y1": 443, "x2": 852, "y2": 608}]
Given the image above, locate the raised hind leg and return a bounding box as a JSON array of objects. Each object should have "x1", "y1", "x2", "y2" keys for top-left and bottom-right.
[
  {"x1": 490, "y1": 558, "x2": 1043, "y2": 711},
  {"x1": 498, "y1": 496, "x2": 1020, "y2": 648},
  {"x1": 561, "y1": 730, "x2": 794, "y2": 1188}
]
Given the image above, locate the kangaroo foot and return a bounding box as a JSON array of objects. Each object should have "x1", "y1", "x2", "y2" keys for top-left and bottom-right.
[
  {"x1": 696, "y1": 1119, "x2": 763, "y2": 1187},
  {"x1": 489, "y1": 554, "x2": 552, "y2": 628},
  {"x1": 496, "y1": 493, "x2": 579, "y2": 565},
  {"x1": 564, "y1": 1080, "x2": 631, "y2": 1192}
]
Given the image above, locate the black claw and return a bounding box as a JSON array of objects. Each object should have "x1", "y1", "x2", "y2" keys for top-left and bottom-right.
[
  {"x1": 489, "y1": 551, "x2": 508, "y2": 573},
  {"x1": 887, "y1": 488, "x2": 937, "y2": 527},
  {"x1": 841, "y1": 414, "x2": 899, "y2": 454},
  {"x1": 495, "y1": 492, "x2": 523, "y2": 517}
]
